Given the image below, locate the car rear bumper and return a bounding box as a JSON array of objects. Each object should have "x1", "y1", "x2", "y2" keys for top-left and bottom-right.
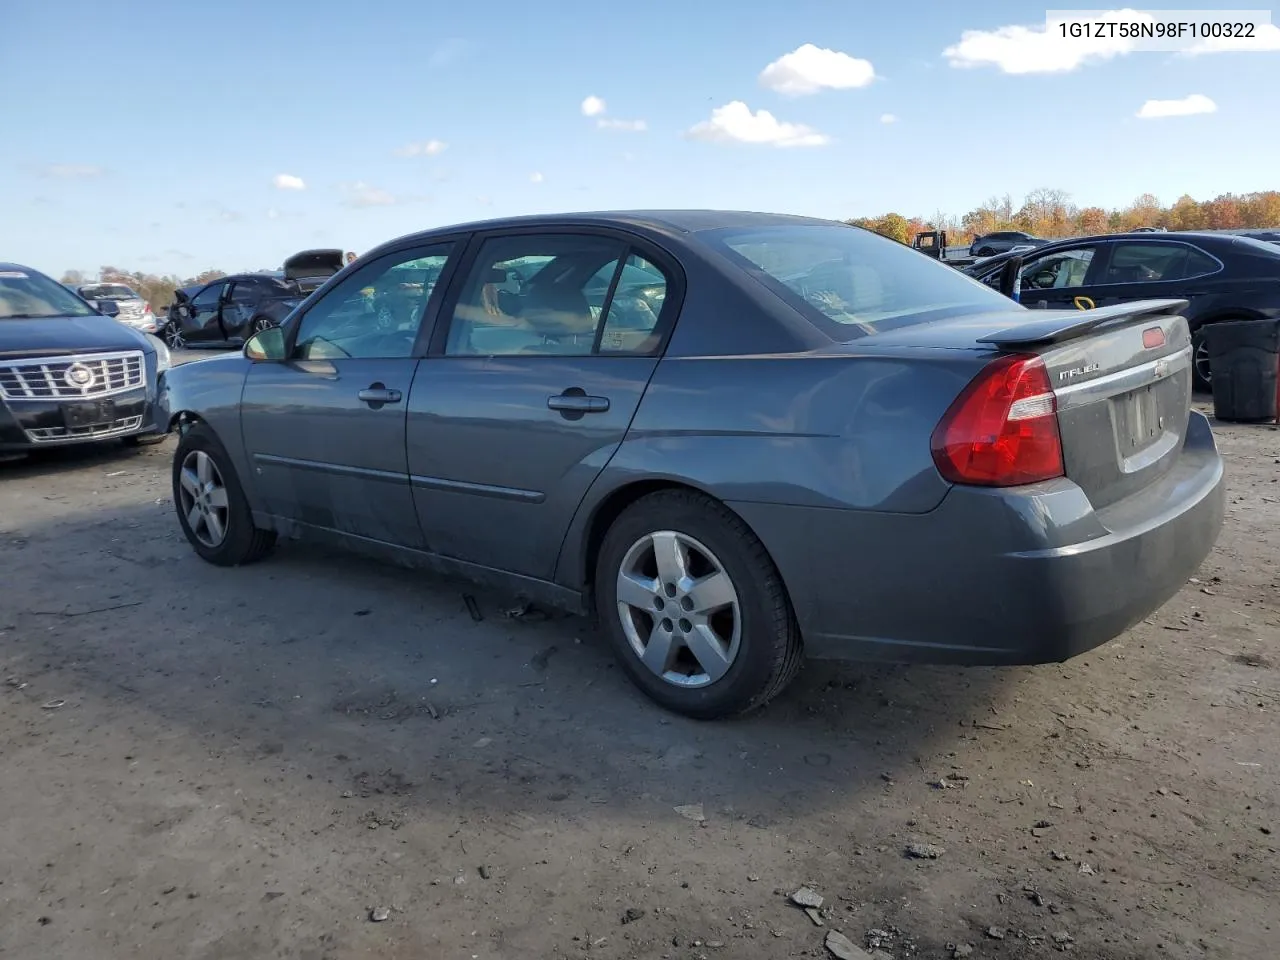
[
  {"x1": 0, "y1": 387, "x2": 166, "y2": 452},
  {"x1": 730, "y1": 410, "x2": 1225, "y2": 665}
]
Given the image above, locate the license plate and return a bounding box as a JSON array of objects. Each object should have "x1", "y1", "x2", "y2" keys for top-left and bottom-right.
[
  {"x1": 1121, "y1": 386, "x2": 1159, "y2": 448},
  {"x1": 63, "y1": 399, "x2": 117, "y2": 428}
]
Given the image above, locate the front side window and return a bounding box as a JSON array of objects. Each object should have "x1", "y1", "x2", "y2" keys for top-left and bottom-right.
[
  {"x1": 293, "y1": 245, "x2": 453, "y2": 360},
  {"x1": 707, "y1": 223, "x2": 1012, "y2": 339},
  {"x1": 443, "y1": 234, "x2": 670, "y2": 357},
  {"x1": 0, "y1": 267, "x2": 96, "y2": 319},
  {"x1": 1019, "y1": 247, "x2": 1097, "y2": 290},
  {"x1": 191, "y1": 283, "x2": 226, "y2": 309}
]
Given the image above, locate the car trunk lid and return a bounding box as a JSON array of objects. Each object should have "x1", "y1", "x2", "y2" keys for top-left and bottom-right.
[
  {"x1": 283, "y1": 249, "x2": 345, "y2": 284},
  {"x1": 977, "y1": 299, "x2": 1193, "y2": 508}
]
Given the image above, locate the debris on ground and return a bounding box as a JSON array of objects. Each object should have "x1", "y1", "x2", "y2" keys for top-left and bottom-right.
[
  {"x1": 790, "y1": 886, "x2": 824, "y2": 909},
  {"x1": 462, "y1": 594, "x2": 483, "y2": 621},
  {"x1": 905, "y1": 841, "x2": 944, "y2": 859},
  {"x1": 369, "y1": 906, "x2": 391, "y2": 922},
  {"x1": 805, "y1": 906, "x2": 825, "y2": 926},
  {"x1": 621, "y1": 907, "x2": 644, "y2": 924},
  {"x1": 478, "y1": 864, "x2": 492, "y2": 879},
  {"x1": 986, "y1": 926, "x2": 1007, "y2": 939},
  {"x1": 1050, "y1": 850, "x2": 1072, "y2": 861},
  {"x1": 505, "y1": 601, "x2": 553, "y2": 622},
  {"x1": 1078, "y1": 862, "x2": 1096, "y2": 875},
  {"x1": 1053, "y1": 931, "x2": 1075, "y2": 944},
  {"x1": 530, "y1": 644, "x2": 558, "y2": 672},
  {"x1": 674, "y1": 803, "x2": 706, "y2": 823},
  {"x1": 824, "y1": 929, "x2": 874, "y2": 960},
  {"x1": 951, "y1": 944, "x2": 974, "y2": 958}
]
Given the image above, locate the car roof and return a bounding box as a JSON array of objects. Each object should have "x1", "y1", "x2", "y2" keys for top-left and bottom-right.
[
  {"x1": 383, "y1": 209, "x2": 838, "y2": 244},
  {"x1": 0, "y1": 262, "x2": 46, "y2": 275}
]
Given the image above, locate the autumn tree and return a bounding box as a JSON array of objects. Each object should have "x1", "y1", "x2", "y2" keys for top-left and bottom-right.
[
  {"x1": 1165, "y1": 194, "x2": 1205, "y2": 231},
  {"x1": 1241, "y1": 191, "x2": 1280, "y2": 228},
  {"x1": 1075, "y1": 207, "x2": 1109, "y2": 235},
  {"x1": 1202, "y1": 194, "x2": 1243, "y2": 230}
]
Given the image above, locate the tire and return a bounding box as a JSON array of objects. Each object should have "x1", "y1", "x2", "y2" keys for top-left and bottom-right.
[
  {"x1": 172, "y1": 422, "x2": 276, "y2": 566},
  {"x1": 162, "y1": 322, "x2": 186, "y2": 350},
  {"x1": 251, "y1": 316, "x2": 275, "y2": 335},
  {"x1": 977, "y1": 246, "x2": 996, "y2": 257},
  {"x1": 594, "y1": 490, "x2": 803, "y2": 719}
]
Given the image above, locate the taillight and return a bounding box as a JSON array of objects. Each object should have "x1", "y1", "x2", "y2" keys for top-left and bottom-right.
[{"x1": 930, "y1": 354, "x2": 1064, "y2": 487}]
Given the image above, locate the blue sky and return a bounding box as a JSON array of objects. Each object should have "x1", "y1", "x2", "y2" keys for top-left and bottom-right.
[{"x1": 2, "y1": 0, "x2": 1278, "y2": 277}]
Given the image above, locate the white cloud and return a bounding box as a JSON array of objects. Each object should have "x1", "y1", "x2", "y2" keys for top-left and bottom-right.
[
  {"x1": 581, "y1": 95, "x2": 607, "y2": 117},
  {"x1": 272, "y1": 173, "x2": 306, "y2": 191},
  {"x1": 880, "y1": 113, "x2": 898, "y2": 124},
  {"x1": 759, "y1": 43, "x2": 876, "y2": 95},
  {"x1": 1136, "y1": 93, "x2": 1217, "y2": 119},
  {"x1": 394, "y1": 139, "x2": 448, "y2": 157},
  {"x1": 343, "y1": 181, "x2": 397, "y2": 207},
  {"x1": 597, "y1": 118, "x2": 647, "y2": 132},
  {"x1": 944, "y1": 10, "x2": 1153, "y2": 74},
  {"x1": 41, "y1": 163, "x2": 103, "y2": 179},
  {"x1": 1185, "y1": 22, "x2": 1280, "y2": 54},
  {"x1": 686, "y1": 101, "x2": 829, "y2": 148},
  {"x1": 530, "y1": 172, "x2": 544, "y2": 183}
]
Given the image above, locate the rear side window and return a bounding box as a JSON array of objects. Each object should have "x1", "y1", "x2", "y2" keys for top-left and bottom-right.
[
  {"x1": 704, "y1": 223, "x2": 1013, "y2": 340},
  {"x1": 1102, "y1": 242, "x2": 1220, "y2": 284}
]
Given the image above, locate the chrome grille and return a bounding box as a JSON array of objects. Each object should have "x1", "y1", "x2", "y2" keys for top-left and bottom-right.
[
  {"x1": 0, "y1": 351, "x2": 145, "y2": 400},
  {"x1": 25, "y1": 415, "x2": 144, "y2": 444}
]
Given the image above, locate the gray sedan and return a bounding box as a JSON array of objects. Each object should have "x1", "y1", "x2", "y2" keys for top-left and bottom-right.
[{"x1": 158, "y1": 211, "x2": 1225, "y2": 719}]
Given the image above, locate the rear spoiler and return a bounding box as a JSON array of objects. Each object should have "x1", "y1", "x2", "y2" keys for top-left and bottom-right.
[{"x1": 978, "y1": 298, "x2": 1189, "y2": 348}]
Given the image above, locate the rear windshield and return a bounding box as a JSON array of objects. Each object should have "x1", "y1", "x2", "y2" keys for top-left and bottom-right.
[
  {"x1": 703, "y1": 223, "x2": 1013, "y2": 340},
  {"x1": 79, "y1": 284, "x2": 138, "y2": 300},
  {"x1": 1, "y1": 269, "x2": 97, "y2": 319}
]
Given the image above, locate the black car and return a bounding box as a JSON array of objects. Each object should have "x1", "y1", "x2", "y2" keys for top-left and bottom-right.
[
  {"x1": 1, "y1": 263, "x2": 168, "y2": 458},
  {"x1": 968, "y1": 230, "x2": 1046, "y2": 258},
  {"x1": 161, "y1": 249, "x2": 345, "y2": 349},
  {"x1": 966, "y1": 231, "x2": 1280, "y2": 390}
]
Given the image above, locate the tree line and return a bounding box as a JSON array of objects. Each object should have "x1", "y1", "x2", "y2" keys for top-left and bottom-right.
[{"x1": 847, "y1": 188, "x2": 1280, "y2": 245}]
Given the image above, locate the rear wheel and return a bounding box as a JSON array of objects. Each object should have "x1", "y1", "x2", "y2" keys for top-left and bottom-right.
[
  {"x1": 251, "y1": 316, "x2": 275, "y2": 335},
  {"x1": 976, "y1": 246, "x2": 996, "y2": 257},
  {"x1": 172, "y1": 422, "x2": 275, "y2": 566},
  {"x1": 595, "y1": 490, "x2": 802, "y2": 719}
]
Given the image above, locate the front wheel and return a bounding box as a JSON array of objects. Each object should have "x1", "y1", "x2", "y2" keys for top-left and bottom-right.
[
  {"x1": 172, "y1": 422, "x2": 276, "y2": 566},
  {"x1": 251, "y1": 316, "x2": 276, "y2": 335},
  {"x1": 162, "y1": 322, "x2": 186, "y2": 350},
  {"x1": 595, "y1": 490, "x2": 803, "y2": 719}
]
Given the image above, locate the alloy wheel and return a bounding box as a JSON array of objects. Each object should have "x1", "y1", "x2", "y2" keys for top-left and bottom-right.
[
  {"x1": 164, "y1": 324, "x2": 186, "y2": 350},
  {"x1": 178, "y1": 450, "x2": 230, "y2": 548},
  {"x1": 1194, "y1": 339, "x2": 1212, "y2": 387},
  {"x1": 253, "y1": 317, "x2": 274, "y2": 334},
  {"x1": 615, "y1": 530, "x2": 742, "y2": 688}
]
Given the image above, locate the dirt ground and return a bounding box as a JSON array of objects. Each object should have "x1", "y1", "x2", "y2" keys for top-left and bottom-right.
[{"x1": 1, "y1": 397, "x2": 1276, "y2": 960}]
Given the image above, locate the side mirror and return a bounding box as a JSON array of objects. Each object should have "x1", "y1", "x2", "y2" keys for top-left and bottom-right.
[
  {"x1": 96, "y1": 300, "x2": 120, "y2": 318},
  {"x1": 998, "y1": 255, "x2": 1024, "y2": 302},
  {"x1": 245, "y1": 326, "x2": 287, "y2": 361}
]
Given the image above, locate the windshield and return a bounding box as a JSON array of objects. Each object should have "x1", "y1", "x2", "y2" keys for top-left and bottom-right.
[
  {"x1": 0, "y1": 268, "x2": 98, "y2": 320},
  {"x1": 79, "y1": 283, "x2": 139, "y2": 301},
  {"x1": 703, "y1": 223, "x2": 1014, "y2": 339}
]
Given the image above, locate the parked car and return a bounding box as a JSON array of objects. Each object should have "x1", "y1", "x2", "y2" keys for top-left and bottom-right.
[
  {"x1": 161, "y1": 250, "x2": 346, "y2": 350},
  {"x1": 73, "y1": 282, "x2": 160, "y2": 334},
  {"x1": 159, "y1": 211, "x2": 1224, "y2": 719},
  {"x1": 968, "y1": 231, "x2": 1047, "y2": 257},
  {"x1": 965, "y1": 231, "x2": 1280, "y2": 390},
  {"x1": 1, "y1": 263, "x2": 169, "y2": 458}
]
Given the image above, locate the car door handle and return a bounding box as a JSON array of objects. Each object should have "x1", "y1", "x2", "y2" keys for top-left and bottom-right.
[
  {"x1": 357, "y1": 383, "x2": 402, "y2": 406},
  {"x1": 547, "y1": 392, "x2": 610, "y2": 413}
]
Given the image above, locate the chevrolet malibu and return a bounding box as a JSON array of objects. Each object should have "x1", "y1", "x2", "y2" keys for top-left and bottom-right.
[{"x1": 159, "y1": 211, "x2": 1225, "y2": 719}]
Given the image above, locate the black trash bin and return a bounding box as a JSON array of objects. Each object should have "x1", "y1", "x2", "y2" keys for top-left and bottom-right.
[{"x1": 1206, "y1": 318, "x2": 1280, "y2": 423}]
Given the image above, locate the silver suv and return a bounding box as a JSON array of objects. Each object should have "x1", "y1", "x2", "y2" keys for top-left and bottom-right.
[{"x1": 74, "y1": 283, "x2": 159, "y2": 334}]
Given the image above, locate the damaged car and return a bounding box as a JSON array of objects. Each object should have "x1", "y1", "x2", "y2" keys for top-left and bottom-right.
[{"x1": 161, "y1": 249, "x2": 345, "y2": 349}]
